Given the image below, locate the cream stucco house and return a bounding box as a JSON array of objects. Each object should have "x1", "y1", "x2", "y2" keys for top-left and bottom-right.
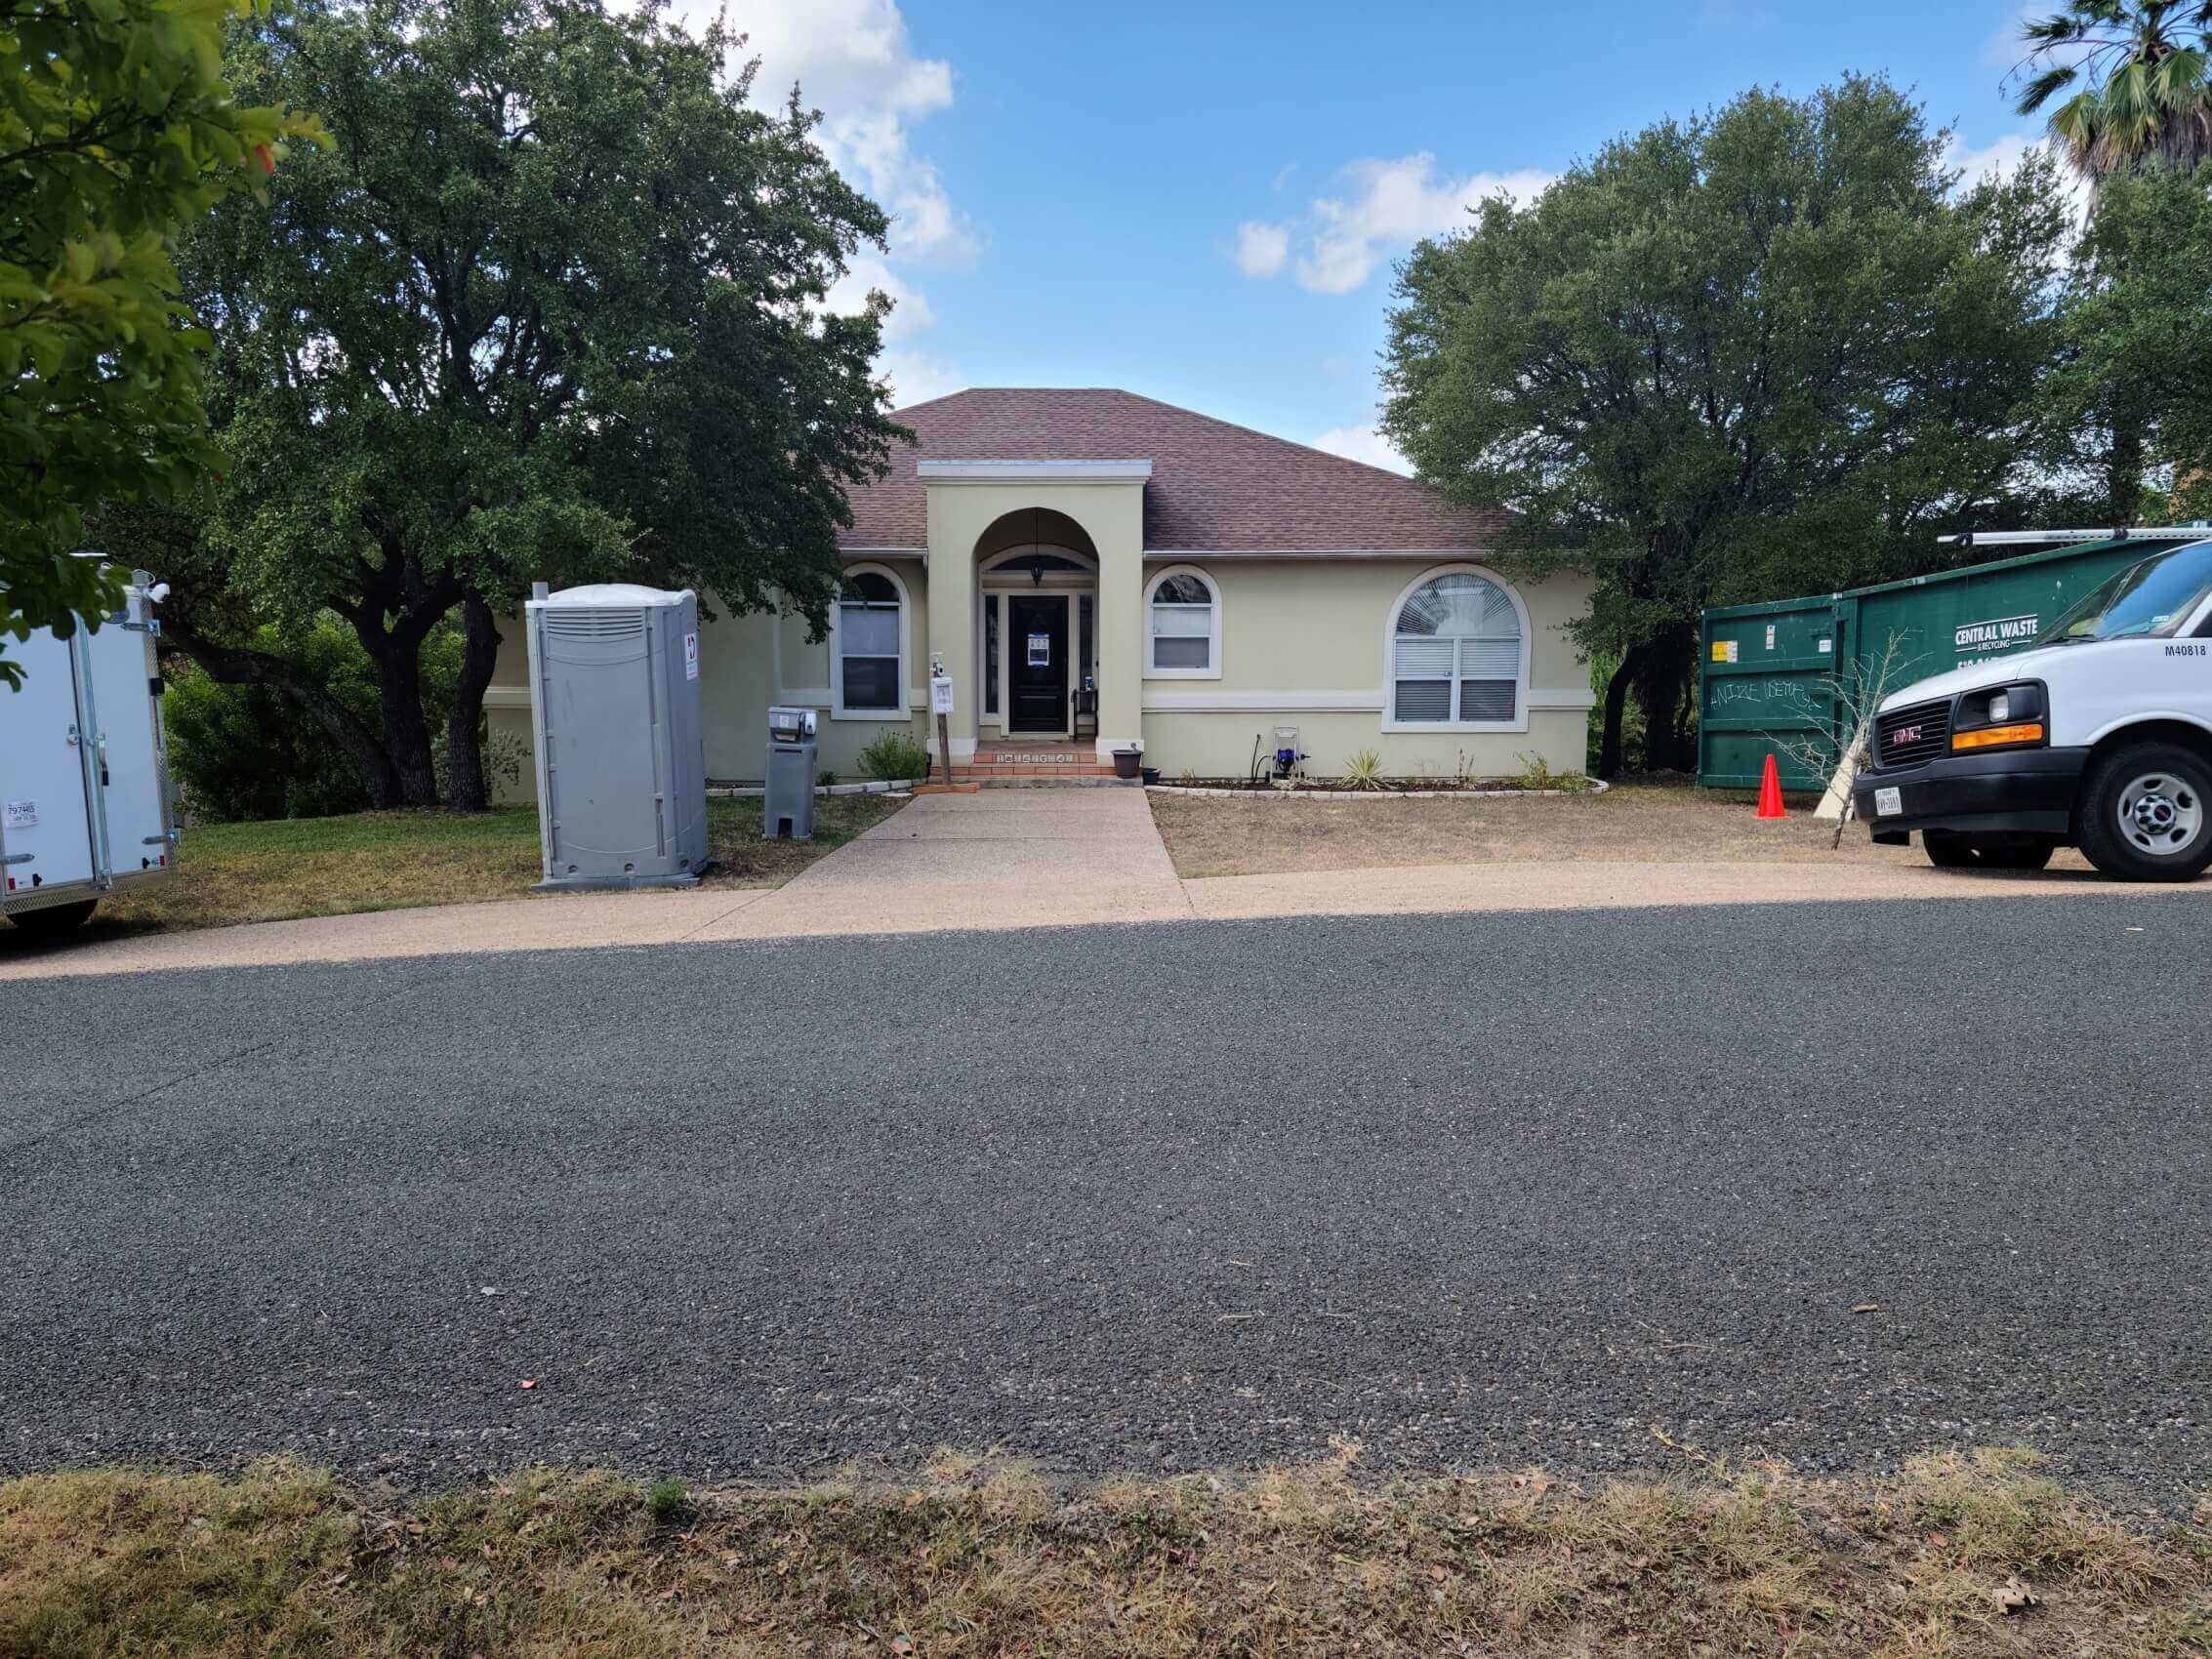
[{"x1": 485, "y1": 387, "x2": 1596, "y2": 787}]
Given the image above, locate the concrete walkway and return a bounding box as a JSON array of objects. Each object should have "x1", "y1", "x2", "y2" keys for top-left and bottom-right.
[
  {"x1": 3, "y1": 791, "x2": 2199, "y2": 980},
  {"x1": 722, "y1": 788, "x2": 1191, "y2": 936}
]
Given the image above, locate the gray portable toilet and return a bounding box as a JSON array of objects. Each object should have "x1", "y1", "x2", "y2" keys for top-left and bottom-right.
[{"x1": 525, "y1": 583, "x2": 708, "y2": 890}]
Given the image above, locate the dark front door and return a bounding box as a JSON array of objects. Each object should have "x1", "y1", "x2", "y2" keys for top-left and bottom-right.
[{"x1": 1007, "y1": 595, "x2": 1068, "y2": 733}]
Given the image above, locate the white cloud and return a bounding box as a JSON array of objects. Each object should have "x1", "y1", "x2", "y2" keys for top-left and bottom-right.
[
  {"x1": 823, "y1": 255, "x2": 934, "y2": 341},
  {"x1": 720, "y1": 0, "x2": 979, "y2": 266},
  {"x1": 1945, "y1": 130, "x2": 2037, "y2": 192},
  {"x1": 1233, "y1": 221, "x2": 1289, "y2": 278},
  {"x1": 1940, "y1": 129, "x2": 2093, "y2": 226},
  {"x1": 1985, "y1": 2, "x2": 2042, "y2": 69},
  {"x1": 1311, "y1": 423, "x2": 1411, "y2": 475},
  {"x1": 877, "y1": 350, "x2": 964, "y2": 410},
  {"x1": 1237, "y1": 153, "x2": 1558, "y2": 295}
]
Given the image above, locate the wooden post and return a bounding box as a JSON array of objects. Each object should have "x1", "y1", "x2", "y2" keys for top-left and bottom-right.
[{"x1": 929, "y1": 659, "x2": 955, "y2": 788}]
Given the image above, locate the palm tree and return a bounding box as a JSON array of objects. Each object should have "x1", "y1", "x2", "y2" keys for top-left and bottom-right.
[{"x1": 2015, "y1": 2, "x2": 2212, "y2": 180}]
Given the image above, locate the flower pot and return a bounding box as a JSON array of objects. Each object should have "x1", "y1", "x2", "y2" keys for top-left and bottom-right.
[
  {"x1": 1140, "y1": 766, "x2": 1161, "y2": 785},
  {"x1": 1112, "y1": 748, "x2": 1142, "y2": 780}
]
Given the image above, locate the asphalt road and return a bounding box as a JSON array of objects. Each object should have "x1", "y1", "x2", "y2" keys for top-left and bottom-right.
[{"x1": 3, "y1": 894, "x2": 2206, "y2": 1504}]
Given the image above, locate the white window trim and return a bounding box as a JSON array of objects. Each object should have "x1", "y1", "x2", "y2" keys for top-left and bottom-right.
[
  {"x1": 1143, "y1": 563, "x2": 1222, "y2": 681},
  {"x1": 831, "y1": 561, "x2": 914, "y2": 722},
  {"x1": 1380, "y1": 562, "x2": 1531, "y2": 734}
]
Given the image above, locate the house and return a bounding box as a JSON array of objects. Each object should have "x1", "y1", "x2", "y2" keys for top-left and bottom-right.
[{"x1": 484, "y1": 387, "x2": 1596, "y2": 787}]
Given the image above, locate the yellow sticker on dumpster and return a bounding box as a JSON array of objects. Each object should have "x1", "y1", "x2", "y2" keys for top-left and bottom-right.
[{"x1": 1710, "y1": 640, "x2": 1738, "y2": 663}]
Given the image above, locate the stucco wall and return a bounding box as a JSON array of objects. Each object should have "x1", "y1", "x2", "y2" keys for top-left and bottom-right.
[
  {"x1": 1134, "y1": 558, "x2": 1596, "y2": 779},
  {"x1": 484, "y1": 556, "x2": 1597, "y2": 798}
]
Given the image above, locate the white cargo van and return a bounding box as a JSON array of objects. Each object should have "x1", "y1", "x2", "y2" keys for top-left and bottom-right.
[
  {"x1": 1854, "y1": 537, "x2": 2212, "y2": 881},
  {"x1": 1, "y1": 574, "x2": 179, "y2": 935}
]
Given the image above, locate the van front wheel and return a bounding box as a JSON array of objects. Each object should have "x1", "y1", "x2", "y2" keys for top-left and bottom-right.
[{"x1": 2076, "y1": 742, "x2": 2212, "y2": 882}]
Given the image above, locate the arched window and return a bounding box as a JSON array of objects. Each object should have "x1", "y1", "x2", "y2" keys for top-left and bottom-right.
[
  {"x1": 834, "y1": 568, "x2": 906, "y2": 717},
  {"x1": 1388, "y1": 568, "x2": 1525, "y2": 727},
  {"x1": 1145, "y1": 565, "x2": 1220, "y2": 678}
]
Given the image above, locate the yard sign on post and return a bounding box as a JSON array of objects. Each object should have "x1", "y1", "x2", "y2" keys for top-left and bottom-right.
[{"x1": 929, "y1": 658, "x2": 955, "y2": 788}]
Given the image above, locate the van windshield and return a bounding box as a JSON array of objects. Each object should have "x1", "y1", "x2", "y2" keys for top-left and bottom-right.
[{"x1": 2036, "y1": 541, "x2": 2212, "y2": 646}]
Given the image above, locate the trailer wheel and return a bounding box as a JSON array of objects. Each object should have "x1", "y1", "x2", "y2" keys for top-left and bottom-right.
[
  {"x1": 6, "y1": 900, "x2": 98, "y2": 938},
  {"x1": 2076, "y1": 742, "x2": 2212, "y2": 882}
]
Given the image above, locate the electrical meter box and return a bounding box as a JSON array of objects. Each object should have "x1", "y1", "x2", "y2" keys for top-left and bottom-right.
[{"x1": 525, "y1": 584, "x2": 708, "y2": 890}]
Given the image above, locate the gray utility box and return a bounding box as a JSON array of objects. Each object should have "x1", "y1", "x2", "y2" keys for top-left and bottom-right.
[
  {"x1": 763, "y1": 705, "x2": 817, "y2": 840},
  {"x1": 526, "y1": 584, "x2": 708, "y2": 890}
]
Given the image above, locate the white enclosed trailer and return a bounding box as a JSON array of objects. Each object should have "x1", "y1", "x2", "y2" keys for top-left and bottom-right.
[{"x1": 1, "y1": 573, "x2": 178, "y2": 935}]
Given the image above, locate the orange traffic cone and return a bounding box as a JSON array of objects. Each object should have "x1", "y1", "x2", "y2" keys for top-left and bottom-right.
[{"x1": 1756, "y1": 753, "x2": 1786, "y2": 820}]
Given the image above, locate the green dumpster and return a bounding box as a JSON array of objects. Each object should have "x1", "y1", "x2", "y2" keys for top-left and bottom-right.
[{"x1": 1697, "y1": 535, "x2": 2202, "y2": 789}]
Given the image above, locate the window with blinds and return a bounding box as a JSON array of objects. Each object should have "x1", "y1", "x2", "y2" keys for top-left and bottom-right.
[
  {"x1": 1391, "y1": 572, "x2": 1522, "y2": 724},
  {"x1": 1148, "y1": 570, "x2": 1217, "y2": 674},
  {"x1": 838, "y1": 572, "x2": 902, "y2": 713}
]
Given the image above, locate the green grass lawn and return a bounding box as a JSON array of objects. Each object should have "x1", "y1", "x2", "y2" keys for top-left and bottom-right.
[{"x1": 5, "y1": 794, "x2": 905, "y2": 938}]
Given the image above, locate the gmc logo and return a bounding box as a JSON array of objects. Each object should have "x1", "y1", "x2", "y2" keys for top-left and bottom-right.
[{"x1": 1892, "y1": 724, "x2": 1924, "y2": 746}]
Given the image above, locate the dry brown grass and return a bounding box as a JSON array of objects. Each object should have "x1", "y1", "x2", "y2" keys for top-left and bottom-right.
[
  {"x1": 3, "y1": 795, "x2": 905, "y2": 943},
  {"x1": 1149, "y1": 780, "x2": 2100, "y2": 880},
  {"x1": 2, "y1": 1447, "x2": 2202, "y2": 1658}
]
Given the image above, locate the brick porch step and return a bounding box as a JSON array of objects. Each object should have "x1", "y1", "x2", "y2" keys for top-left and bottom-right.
[
  {"x1": 951, "y1": 762, "x2": 1120, "y2": 779},
  {"x1": 967, "y1": 749, "x2": 1095, "y2": 765}
]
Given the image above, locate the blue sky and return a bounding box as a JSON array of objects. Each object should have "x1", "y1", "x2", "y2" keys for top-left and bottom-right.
[{"x1": 706, "y1": 0, "x2": 2052, "y2": 470}]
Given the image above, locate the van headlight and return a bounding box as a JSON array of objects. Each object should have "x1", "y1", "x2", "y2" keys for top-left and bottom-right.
[{"x1": 1951, "y1": 681, "x2": 2047, "y2": 752}]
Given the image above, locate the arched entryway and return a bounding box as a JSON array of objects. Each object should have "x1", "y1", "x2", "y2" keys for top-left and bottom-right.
[{"x1": 974, "y1": 508, "x2": 1100, "y2": 741}]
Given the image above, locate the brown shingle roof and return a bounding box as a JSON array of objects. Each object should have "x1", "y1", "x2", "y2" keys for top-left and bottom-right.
[{"x1": 840, "y1": 387, "x2": 1508, "y2": 553}]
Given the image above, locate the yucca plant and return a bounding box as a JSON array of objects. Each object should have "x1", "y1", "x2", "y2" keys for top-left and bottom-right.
[
  {"x1": 2015, "y1": 2, "x2": 2212, "y2": 181},
  {"x1": 1341, "y1": 749, "x2": 1386, "y2": 790}
]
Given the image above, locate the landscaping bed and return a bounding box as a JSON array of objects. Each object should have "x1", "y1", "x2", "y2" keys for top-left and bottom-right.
[
  {"x1": 1151, "y1": 777, "x2": 2097, "y2": 880},
  {"x1": 0, "y1": 794, "x2": 905, "y2": 942},
  {"x1": 1, "y1": 1448, "x2": 2201, "y2": 1657},
  {"x1": 1150, "y1": 777, "x2": 1604, "y2": 797}
]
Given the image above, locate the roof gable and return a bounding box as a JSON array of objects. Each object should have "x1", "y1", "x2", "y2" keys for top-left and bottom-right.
[{"x1": 840, "y1": 387, "x2": 1507, "y2": 553}]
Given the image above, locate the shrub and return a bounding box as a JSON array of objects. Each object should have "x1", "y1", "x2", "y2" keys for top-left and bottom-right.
[
  {"x1": 1509, "y1": 752, "x2": 1596, "y2": 792},
  {"x1": 857, "y1": 729, "x2": 931, "y2": 782},
  {"x1": 163, "y1": 617, "x2": 489, "y2": 821},
  {"x1": 1341, "y1": 749, "x2": 1385, "y2": 789}
]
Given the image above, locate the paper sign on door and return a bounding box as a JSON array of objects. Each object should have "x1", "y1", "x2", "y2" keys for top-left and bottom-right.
[
  {"x1": 1027, "y1": 633, "x2": 1049, "y2": 667},
  {"x1": 4, "y1": 799, "x2": 35, "y2": 830}
]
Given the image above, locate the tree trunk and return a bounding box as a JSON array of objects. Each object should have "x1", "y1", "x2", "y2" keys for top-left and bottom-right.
[
  {"x1": 444, "y1": 593, "x2": 503, "y2": 813},
  {"x1": 1633, "y1": 625, "x2": 1699, "y2": 774},
  {"x1": 162, "y1": 625, "x2": 404, "y2": 808},
  {"x1": 2108, "y1": 421, "x2": 2145, "y2": 527},
  {"x1": 1596, "y1": 648, "x2": 1641, "y2": 780},
  {"x1": 358, "y1": 627, "x2": 439, "y2": 807}
]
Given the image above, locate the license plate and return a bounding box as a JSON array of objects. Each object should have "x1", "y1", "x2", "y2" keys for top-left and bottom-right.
[{"x1": 1873, "y1": 787, "x2": 1903, "y2": 818}]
